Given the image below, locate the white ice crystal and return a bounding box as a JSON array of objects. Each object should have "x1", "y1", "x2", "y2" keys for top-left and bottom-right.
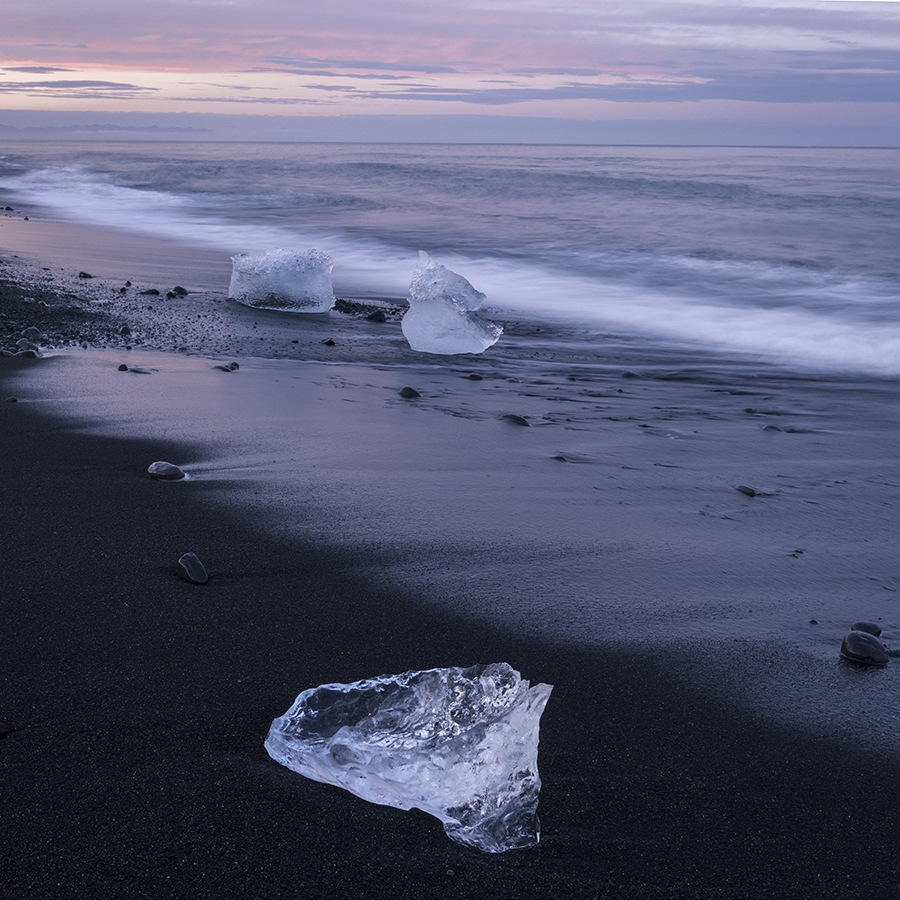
[
  {"x1": 401, "y1": 251, "x2": 502, "y2": 355},
  {"x1": 264, "y1": 662, "x2": 552, "y2": 852},
  {"x1": 229, "y1": 249, "x2": 336, "y2": 312}
]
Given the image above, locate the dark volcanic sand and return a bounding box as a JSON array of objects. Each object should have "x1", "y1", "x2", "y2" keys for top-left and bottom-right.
[{"x1": 3, "y1": 232, "x2": 900, "y2": 898}]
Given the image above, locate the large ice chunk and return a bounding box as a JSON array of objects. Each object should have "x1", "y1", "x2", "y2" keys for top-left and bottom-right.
[
  {"x1": 401, "y1": 251, "x2": 502, "y2": 354},
  {"x1": 229, "y1": 249, "x2": 335, "y2": 312},
  {"x1": 264, "y1": 662, "x2": 552, "y2": 852}
]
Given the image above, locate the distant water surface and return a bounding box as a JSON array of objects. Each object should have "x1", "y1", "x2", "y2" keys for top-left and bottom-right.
[{"x1": 0, "y1": 142, "x2": 898, "y2": 375}]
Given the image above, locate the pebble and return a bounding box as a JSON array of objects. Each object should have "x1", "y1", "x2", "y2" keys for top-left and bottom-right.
[
  {"x1": 840, "y1": 631, "x2": 888, "y2": 666},
  {"x1": 501, "y1": 414, "x2": 530, "y2": 426},
  {"x1": 466, "y1": 373, "x2": 483, "y2": 380},
  {"x1": 21, "y1": 327, "x2": 43, "y2": 342},
  {"x1": 736, "y1": 484, "x2": 758, "y2": 497},
  {"x1": 214, "y1": 361, "x2": 240, "y2": 372},
  {"x1": 118, "y1": 326, "x2": 131, "y2": 335},
  {"x1": 851, "y1": 621, "x2": 882, "y2": 637},
  {"x1": 15, "y1": 349, "x2": 40, "y2": 358},
  {"x1": 5, "y1": 397, "x2": 17, "y2": 402},
  {"x1": 398, "y1": 386, "x2": 421, "y2": 398},
  {"x1": 177, "y1": 552, "x2": 208, "y2": 585},
  {"x1": 78, "y1": 271, "x2": 93, "y2": 279},
  {"x1": 140, "y1": 289, "x2": 160, "y2": 296},
  {"x1": 118, "y1": 364, "x2": 129, "y2": 372},
  {"x1": 322, "y1": 338, "x2": 336, "y2": 346},
  {"x1": 172, "y1": 286, "x2": 188, "y2": 296},
  {"x1": 147, "y1": 461, "x2": 186, "y2": 481},
  {"x1": 16, "y1": 339, "x2": 39, "y2": 351},
  {"x1": 366, "y1": 310, "x2": 386, "y2": 322}
]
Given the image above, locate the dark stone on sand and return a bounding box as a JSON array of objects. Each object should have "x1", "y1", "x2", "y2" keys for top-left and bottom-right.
[
  {"x1": 21, "y1": 327, "x2": 43, "y2": 342},
  {"x1": 852, "y1": 621, "x2": 882, "y2": 637},
  {"x1": 125, "y1": 281, "x2": 132, "y2": 286},
  {"x1": 552, "y1": 455, "x2": 567, "y2": 462},
  {"x1": 177, "y1": 552, "x2": 208, "y2": 585},
  {"x1": 140, "y1": 289, "x2": 160, "y2": 296},
  {"x1": 736, "y1": 484, "x2": 758, "y2": 497},
  {"x1": 172, "y1": 286, "x2": 188, "y2": 296},
  {"x1": 763, "y1": 424, "x2": 784, "y2": 432},
  {"x1": 621, "y1": 371, "x2": 641, "y2": 378},
  {"x1": 15, "y1": 349, "x2": 39, "y2": 358},
  {"x1": 214, "y1": 362, "x2": 240, "y2": 372},
  {"x1": 322, "y1": 339, "x2": 336, "y2": 346},
  {"x1": 118, "y1": 364, "x2": 129, "y2": 372},
  {"x1": 118, "y1": 326, "x2": 131, "y2": 335},
  {"x1": 467, "y1": 373, "x2": 483, "y2": 380},
  {"x1": 366, "y1": 310, "x2": 386, "y2": 322},
  {"x1": 78, "y1": 271, "x2": 93, "y2": 279},
  {"x1": 399, "y1": 386, "x2": 421, "y2": 398},
  {"x1": 16, "y1": 339, "x2": 39, "y2": 352},
  {"x1": 840, "y1": 631, "x2": 888, "y2": 667},
  {"x1": 502, "y1": 414, "x2": 530, "y2": 426},
  {"x1": 166, "y1": 292, "x2": 177, "y2": 299},
  {"x1": 147, "y1": 461, "x2": 186, "y2": 481},
  {"x1": 6, "y1": 396, "x2": 17, "y2": 402}
]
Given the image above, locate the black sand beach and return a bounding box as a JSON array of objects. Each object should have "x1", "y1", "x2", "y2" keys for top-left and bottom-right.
[{"x1": 3, "y1": 209, "x2": 900, "y2": 898}]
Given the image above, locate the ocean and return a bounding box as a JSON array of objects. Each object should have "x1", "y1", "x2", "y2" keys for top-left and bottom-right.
[{"x1": 0, "y1": 141, "x2": 898, "y2": 375}]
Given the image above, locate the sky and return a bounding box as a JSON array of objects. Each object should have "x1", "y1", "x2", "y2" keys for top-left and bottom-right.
[{"x1": 1, "y1": 0, "x2": 898, "y2": 144}]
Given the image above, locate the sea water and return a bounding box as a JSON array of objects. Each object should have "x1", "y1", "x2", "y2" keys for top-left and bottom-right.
[{"x1": 0, "y1": 141, "x2": 898, "y2": 375}]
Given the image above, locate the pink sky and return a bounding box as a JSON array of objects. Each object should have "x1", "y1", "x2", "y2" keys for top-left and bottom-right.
[{"x1": 1, "y1": 0, "x2": 898, "y2": 143}]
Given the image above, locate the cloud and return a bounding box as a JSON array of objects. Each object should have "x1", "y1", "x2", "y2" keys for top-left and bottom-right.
[
  {"x1": 263, "y1": 55, "x2": 458, "y2": 75},
  {"x1": 0, "y1": 78, "x2": 157, "y2": 99},
  {"x1": 3, "y1": 65, "x2": 74, "y2": 73}
]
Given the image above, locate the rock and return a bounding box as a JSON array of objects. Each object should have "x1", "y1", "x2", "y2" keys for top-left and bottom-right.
[
  {"x1": 763, "y1": 424, "x2": 784, "y2": 432},
  {"x1": 736, "y1": 484, "x2": 757, "y2": 497},
  {"x1": 366, "y1": 309, "x2": 386, "y2": 322},
  {"x1": 214, "y1": 362, "x2": 240, "y2": 372},
  {"x1": 21, "y1": 327, "x2": 43, "y2": 342},
  {"x1": 621, "y1": 370, "x2": 641, "y2": 378},
  {"x1": 177, "y1": 552, "x2": 208, "y2": 584},
  {"x1": 172, "y1": 286, "x2": 188, "y2": 296},
  {"x1": 16, "y1": 339, "x2": 39, "y2": 352},
  {"x1": 398, "y1": 386, "x2": 421, "y2": 398},
  {"x1": 147, "y1": 461, "x2": 186, "y2": 481},
  {"x1": 166, "y1": 292, "x2": 177, "y2": 299},
  {"x1": 5, "y1": 397, "x2": 17, "y2": 402},
  {"x1": 118, "y1": 326, "x2": 131, "y2": 335},
  {"x1": 15, "y1": 349, "x2": 40, "y2": 358},
  {"x1": 466, "y1": 373, "x2": 483, "y2": 380},
  {"x1": 78, "y1": 271, "x2": 93, "y2": 279},
  {"x1": 140, "y1": 289, "x2": 160, "y2": 296},
  {"x1": 502, "y1": 414, "x2": 530, "y2": 426},
  {"x1": 851, "y1": 621, "x2": 882, "y2": 637},
  {"x1": 322, "y1": 338, "x2": 336, "y2": 346},
  {"x1": 117, "y1": 364, "x2": 129, "y2": 372},
  {"x1": 0, "y1": 350, "x2": 14, "y2": 357},
  {"x1": 840, "y1": 631, "x2": 888, "y2": 666}
]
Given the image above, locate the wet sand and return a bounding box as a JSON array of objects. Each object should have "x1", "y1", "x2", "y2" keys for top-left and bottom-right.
[{"x1": 2, "y1": 209, "x2": 900, "y2": 898}]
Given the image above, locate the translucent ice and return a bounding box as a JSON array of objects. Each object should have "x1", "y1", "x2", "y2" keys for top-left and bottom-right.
[
  {"x1": 401, "y1": 251, "x2": 502, "y2": 354},
  {"x1": 229, "y1": 249, "x2": 335, "y2": 312},
  {"x1": 264, "y1": 662, "x2": 552, "y2": 852}
]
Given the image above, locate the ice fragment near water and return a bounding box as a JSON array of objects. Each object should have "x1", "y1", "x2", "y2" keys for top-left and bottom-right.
[
  {"x1": 229, "y1": 249, "x2": 335, "y2": 312},
  {"x1": 401, "y1": 251, "x2": 502, "y2": 355},
  {"x1": 264, "y1": 662, "x2": 552, "y2": 852}
]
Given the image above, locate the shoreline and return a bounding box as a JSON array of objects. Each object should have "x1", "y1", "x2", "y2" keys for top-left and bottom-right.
[{"x1": 3, "y1": 218, "x2": 900, "y2": 896}]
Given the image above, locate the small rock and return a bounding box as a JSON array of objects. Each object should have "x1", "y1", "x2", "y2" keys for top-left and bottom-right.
[
  {"x1": 5, "y1": 396, "x2": 17, "y2": 402},
  {"x1": 398, "y1": 386, "x2": 421, "y2": 398},
  {"x1": 21, "y1": 327, "x2": 43, "y2": 342},
  {"x1": 763, "y1": 425, "x2": 784, "y2": 433},
  {"x1": 140, "y1": 289, "x2": 160, "y2": 296},
  {"x1": 851, "y1": 621, "x2": 882, "y2": 637},
  {"x1": 118, "y1": 364, "x2": 129, "y2": 372},
  {"x1": 166, "y1": 291, "x2": 177, "y2": 299},
  {"x1": 366, "y1": 310, "x2": 386, "y2": 322},
  {"x1": 214, "y1": 362, "x2": 240, "y2": 372},
  {"x1": 15, "y1": 349, "x2": 40, "y2": 359},
  {"x1": 501, "y1": 414, "x2": 530, "y2": 426},
  {"x1": 0, "y1": 350, "x2": 14, "y2": 357},
  {"x1": 125, "y1": 281, "x2": 132, "y2": 287},
  {"x1": 78, "y1": 271, "x2": 93, "y2": 279},
  {"x1": 621, "y1": 370, "x2": 640, "y2": 378},
  {"x1": 466, "y1": 373, "x2": 483, "y2": 380},
  {"x1": 840, "y1": 631, "x2": 888, "y2": 666},
  {"x1": 118, "y1": 326, "x2": 131, "y2": 336},
  {"x1": 147, "y1": 461, "x2": 186, "y2": 481},
  {"x1": 177, "y1": 552, "x2": 208, "y2": 585},
  {"x1": 736, "y1": 484, "x2": 757, "y2": 497},
  {"x1": 552, "y1": 455, "x2": 567, "y2": 462},
  {"x1": 172, "y1": 286, "x2": 188, "y2": 296},
  {"x1": 16, "y1": 339, "x2": 39, "y2": 352},
  {"x1": 322, "y1": 338, "x2": 336, "y2": 346}
]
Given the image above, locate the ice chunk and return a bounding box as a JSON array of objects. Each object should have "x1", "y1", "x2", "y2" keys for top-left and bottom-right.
[
  {"x1": 229, "y1": 249, "x2": 335, "y2": 312},
  {"x1": 264, "y1": 662, "x2": 552, "y2": 852},
  {"x1": 401, "y1": 251, "x2": 502, "y2": 354}
]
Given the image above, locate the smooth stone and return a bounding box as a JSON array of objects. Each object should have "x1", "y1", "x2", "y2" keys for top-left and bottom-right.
[
  {"x1": 851, "y1": 621, "x2": 882, "y2": 637},
  {"x1": 366, "y1": 309, "x2": 386, "y2": 322},
  {"x1": 15, "y1": 349, "x2": 40, "y2": 358},
  {"x1": 501, "y1": 414, "x2": 530, "y2": 426},
  {"x1": 840, "y1": 631, "x2": 888, "y2": 667},
  {"x1": 398, "y1": 386, "x2": 421, "y2": 398},
  {"x1": 5, "y1": 397, "x2": 17, "y2": 402},
  {"x1": 16, "y1": 339, "x2": 39, "y2": 351},
  {"x1": 172, "y1": 286, "x2": 189, "y2": 296},
  {"x1": 118, "y1": 325, "x2": 131, "y2": 335},
  {"x1": 117, "y1": 364, "x2": 129, "y2": 371},
  {"x1": 0, "y1": 350, "x2": 14, "y2": 357},
  {"x1": 78, "y1": 271, "x2": 93, "y2": 279},
  {"x1": 177, "y1": 552, "x2": 208, "y2": 585},
  {"x1": 736, "y1": 484, "x2": 758, "y2": 497},
  {"x1": 214, "y1": 361, "x2": 240, "y2": 372},
  {"x1": 140, "y1": 289, "x2": 160, "y2": 296},
  {"x1": 467, "y1": 373, "x2": 483, "y2": 380},
  {"x1": 763, "y1": 424, "x2": 784, "y2": 432},
  {"x1": 21, "y1": 327, "x2": 43, "y2": 342},
  {"x1": 322, "y1": 338, "x2": 336, "y2": 346},
  {"x1": 147, "y1": 461, "x2": 186, "y2": 481}
]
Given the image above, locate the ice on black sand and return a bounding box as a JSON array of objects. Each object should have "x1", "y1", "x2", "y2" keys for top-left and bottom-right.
[
  {"x1": 401, "y1": 251, "x2": 502, "y2": 355},
  {"x1": 265, "y1": 662, "x2": 552, "y2": 853},
  {"x1": 229, "y1": 249, "x2": 336, "y2": 312}
]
